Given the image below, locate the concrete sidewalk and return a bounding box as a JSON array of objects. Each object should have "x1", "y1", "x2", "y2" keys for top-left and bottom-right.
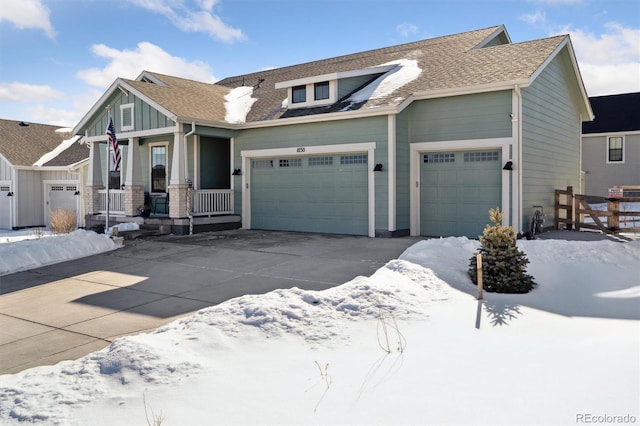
[{"x1": 0, "y1": 230, "x2": 421, "y2": 374}]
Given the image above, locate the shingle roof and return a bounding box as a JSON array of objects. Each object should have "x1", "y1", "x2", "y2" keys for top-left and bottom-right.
[
  {"x1": 0, "y1": 119, "x2": 89, "y2": 167},
  {"x1": 582, "y1": 92, "x2": 640, "y2": 134},
  {"x1": 108, "y1": 25, "x2": 571, "y2": 124}
]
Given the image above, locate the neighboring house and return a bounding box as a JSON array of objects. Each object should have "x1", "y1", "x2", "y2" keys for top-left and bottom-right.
[
  {"x1": 581, "y1": 92, "x2": 640, "y2": 197},
  {"x1": 0, "y1": 119, "x2": 89, "y2": 230},
  {"x1": 73, "y1": 25, "x2": 592, "y2": 238}
]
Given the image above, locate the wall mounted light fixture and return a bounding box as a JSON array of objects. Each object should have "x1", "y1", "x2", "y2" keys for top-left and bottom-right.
[
  {"x1": 373, "y1": 163, "x2": 383, "y2": 172},
  {"x1": 6, "y1": 191, "x2": 14, "y2": 196},
  {"x1": 232, "y1": 169, "x2": 242, "y2": 176},
  {"x1": 503, "y1": 161, "x2": 513, "y2": 171}
]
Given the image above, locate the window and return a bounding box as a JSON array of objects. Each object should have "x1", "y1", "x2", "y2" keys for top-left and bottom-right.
[
  {"x1": 464, "y1": 151, "x2": 499, "y2": 162},
  {"x1": 252, "y1": 159, "x2": 273, "y2": 169},
  {"x1": 292, "y1": 85, "x2": 306, "y2": 104},
  {"x1": 279, "y1": 159, "x2": 301, "y2": 167},
  {"x1": 424, "y1": 153, "x2": 455, "y2": 163},
  {"x1": 308, "y1": 156, "x2": 333, "y2": 166},
  {"x1": 340, "y1": 154, "x2": 368, "y2": 165},
  {"x1": 608, "y1": 137, "x2": 623, "y2": 162},
  {"x1": 151, "y1": 145, "x2": 167, "y2": 192},
  {"x1": 314, "y1": 82, "x2": 329, "y2": 100},
  {"x1": 120, "y1": 103, "x2": 134, "y2": 131}
]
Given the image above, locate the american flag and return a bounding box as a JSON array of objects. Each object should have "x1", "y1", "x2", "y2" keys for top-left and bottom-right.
[{"x1": 106, "y1": 117, "x2": 121, "y2": 172}]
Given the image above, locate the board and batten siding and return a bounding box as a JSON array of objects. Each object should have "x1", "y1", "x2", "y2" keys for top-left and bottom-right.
[
  {"x1": 233, "y1": 116, "x2": 389, "y2": 231},
  {"x1": 521, "y1": 47, "x2": 582, "y2": 229},
  {"x1": 85, "y1": 91, "x2": 174, "y2": 138},
  {"x1": 394, "y1": 109, "x2": 411, "y2": 231},
  {"x1": 0, "y1": 155, "x2": 12, "y2": 181},
  {"x1": 15, "y1": 169, "x2": 44, "y2": 227},
  {"x1": 408, "y1": 91, "x2": 512, "y2": 142}
]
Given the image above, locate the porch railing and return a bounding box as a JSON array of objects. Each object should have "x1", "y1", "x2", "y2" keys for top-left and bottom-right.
[
  {"x1": 192, "y1": 189, "x2": 234, "y2": 216},
  {"x1": 98, "y1": 189, "x2": 125, "y2": 215}
]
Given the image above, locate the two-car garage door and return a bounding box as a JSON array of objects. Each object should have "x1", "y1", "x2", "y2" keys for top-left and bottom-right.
[
  {"x1": 250, "y1": 153, "x2": 369, "y2": 235},
  {"x1": 420, "y1": 149, "x2": 502, "y2": 238}
]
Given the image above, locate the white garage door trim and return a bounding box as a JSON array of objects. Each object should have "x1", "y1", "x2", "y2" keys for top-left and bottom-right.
[
  {"x1": 410, "y1": 138, "x2": 516, "y2": 236},
  {"x1": 241, "y1": 142, "x2": 376, "y2": 237},
  {"x1": 44, "y1": 179, "x2": 81, "y2": 229},
  {"x1": 0, "y1": 180, "x2": 12, "y2": 229}
]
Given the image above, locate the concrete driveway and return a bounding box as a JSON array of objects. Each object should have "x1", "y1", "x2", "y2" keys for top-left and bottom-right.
[{"x1": 0, "y1": 230, "x2": 421, "y2": 374}]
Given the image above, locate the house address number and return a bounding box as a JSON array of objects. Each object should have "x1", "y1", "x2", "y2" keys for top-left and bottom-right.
[{"x1": 296, "y1": 147, "x2": 305, "y2": 152}]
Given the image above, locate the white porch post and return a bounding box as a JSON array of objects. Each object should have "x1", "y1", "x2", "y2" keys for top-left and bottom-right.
[
  {"x1": 124, "y1": 137, "x2": 144, "y2": 216},
  {"x1": 85, "y1": 141, "x2": 104, "y2": 215},
  {"x1": 169, "y1": 130, "x2": 188, "y2": 218}
]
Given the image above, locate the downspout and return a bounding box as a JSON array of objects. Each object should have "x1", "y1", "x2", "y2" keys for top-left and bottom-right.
[
  {"x1": 514, "y1": 85, "x2": 523, "y2": 233},
  {"x1": 184, "y1": 122, "x2": 196, "y2": 235}
]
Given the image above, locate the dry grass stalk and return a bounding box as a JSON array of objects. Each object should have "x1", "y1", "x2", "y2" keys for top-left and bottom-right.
[{"x1": 50, "y1": 209, "x2": 76, "y2": 234}]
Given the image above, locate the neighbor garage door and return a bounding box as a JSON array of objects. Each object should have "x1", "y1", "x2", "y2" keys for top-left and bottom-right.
[
  {"x1": 46, "y1": 183, "x2": 79, "y2": 227},
  {"x1": 0, "y1": 184, "x2": 11, "y2": 229},
  {"x1": 420, "y1": 149, "x2": 501, "y2": 238},
  {"x1": 250, "y1": 153, "x2": 368, "y2": 235}
]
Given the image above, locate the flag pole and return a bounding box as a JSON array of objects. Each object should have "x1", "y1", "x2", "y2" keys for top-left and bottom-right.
[{"x1": 105, "y1": 105, "x2": 111, "y2": 232}]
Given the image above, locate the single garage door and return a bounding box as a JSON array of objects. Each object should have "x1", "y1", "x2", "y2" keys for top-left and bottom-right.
[
  {"x1": 250, "y1": 153, "x2": 368, "y2": 235},
  {"x1": 46, "y1": 184, "x2": 79, "y2": 227},
  {"x1": 0, "y1": 184, "x2": 11, "y2": 229},
  {"x1": 420, "y1": 150, "x2": 501, "y2": 238}
]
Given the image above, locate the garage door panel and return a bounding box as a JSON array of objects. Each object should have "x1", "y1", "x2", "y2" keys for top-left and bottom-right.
[
  {"x1": 420, "y1": 150, "x2": 501, "y2": 238},
  {"x1": 251, "y1": 154, "x2": 368, "y2": 235}
]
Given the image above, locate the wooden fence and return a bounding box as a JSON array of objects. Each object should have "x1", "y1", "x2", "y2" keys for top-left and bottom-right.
[{"x1": 555, "y1": 186, "x2": 640, "y2": 234}]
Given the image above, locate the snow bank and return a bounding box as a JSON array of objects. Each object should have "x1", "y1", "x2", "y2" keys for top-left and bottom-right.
[
  {"x1": 345, "y1": 59, "x2": 421, "y2": 108},
  {"x1": 33, "y1": 134, "x2": 81, "y2": 167},
  {"x1": 0, "y1": 230, "x2": 117, "y2": 276}
]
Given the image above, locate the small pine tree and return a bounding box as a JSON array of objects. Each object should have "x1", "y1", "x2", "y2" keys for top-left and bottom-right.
[{"x1": 469, "y1": 207, "x2": 536, "y2": 293}]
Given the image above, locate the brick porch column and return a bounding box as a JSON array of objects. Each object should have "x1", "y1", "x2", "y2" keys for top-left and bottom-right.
[
  {"x1": 84, "y1": 185, "x2": 103, "y2": 215},
  {"x1": 169, "y1": 184, "x2": 189, "y2": 219},
  {"x1": 124, "y1": 185, "x2": 145, "y2": 216}
]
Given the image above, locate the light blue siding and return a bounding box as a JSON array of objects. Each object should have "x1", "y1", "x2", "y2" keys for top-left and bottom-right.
[
  {"x1": 521, "y1": 47, "x2": 582, "y2": 229},
  {"x1": 408, "y1": 91, "x2": 512, "y2": 142}
]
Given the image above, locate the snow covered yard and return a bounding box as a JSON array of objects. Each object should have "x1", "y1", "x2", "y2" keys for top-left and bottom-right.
[{"x1": 0, "y1": 231, "x2": 638, "y2": 425}]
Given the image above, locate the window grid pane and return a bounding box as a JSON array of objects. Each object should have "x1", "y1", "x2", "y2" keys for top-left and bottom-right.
[
  {"x1": 308, "y1": 156, "x2": 333, "y2": 166},
  {"x1": 314, "y1": 82, "x2": 329, "y2": 100},
  {"x1": 252, "y1": 159, "x2": 274, "y2": 169},
  {"x1": 608, "y1": 137, "x2": 623, "y2": 162},
  {"x1": 340, "y1": 154, "x2": 367, "y2": 165},
  {"x1": 279, "y1": 158, "x2": 302, "y2": 167},
  {"x1": 464, "y1": 151, "x2": 499, "y2": 162},
  {"x1": 424, "y1": 153, "x2": 455, "y2": 163}
]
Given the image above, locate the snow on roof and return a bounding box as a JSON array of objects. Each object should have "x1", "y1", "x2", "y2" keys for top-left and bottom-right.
[
  {"x1": 224, "y1": 86, "x2": 257, "y2": 124},
  {"x1": 33, "y1": 132, "x2": 81, "y2": 167},
  {"x1": 347, "y1": 59, "x2": 421, "y2": 106}
]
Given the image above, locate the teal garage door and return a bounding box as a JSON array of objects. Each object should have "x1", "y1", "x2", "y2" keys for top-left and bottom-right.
[
  {"x1": 250, "y1": 154, "x2": 369, "y2": 235},
  {"x1": 420, "y1": 150, "x2": 502, "y2": 238}
]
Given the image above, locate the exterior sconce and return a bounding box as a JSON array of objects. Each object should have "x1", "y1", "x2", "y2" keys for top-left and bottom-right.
[
  {"x1": 7, "y1": 191, "x2": 13, "y2": 196},
  {"x1": 232, "y1": 169, "x2": 242, "y2": 176},
  {"x1": 373, "y1": 163, "x2": 383, "y2": 172},
  {"x1": 74, "y1": 191, "x2": 81, "y2": 195},
  {"x1": 503, "y1": 161, "x2": 513, "y2": 171}
]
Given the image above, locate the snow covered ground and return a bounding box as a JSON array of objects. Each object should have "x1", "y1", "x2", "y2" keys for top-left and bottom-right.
[{"x1": 0, "y1": 230, "x2": 638, "y2": 425}]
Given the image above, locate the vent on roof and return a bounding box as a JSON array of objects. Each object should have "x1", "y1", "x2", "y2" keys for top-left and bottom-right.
[{"x1": 19, "y1": 121, "x2": 29, "y2": 127}]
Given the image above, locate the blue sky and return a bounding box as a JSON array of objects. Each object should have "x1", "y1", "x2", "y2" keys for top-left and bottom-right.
[{"x1": 0, "y1": 0, "x2": 638, "y2": 127}]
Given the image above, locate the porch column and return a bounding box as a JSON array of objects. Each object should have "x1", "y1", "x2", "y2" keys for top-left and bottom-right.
[
  {"x1": 169, "y1": 130, "x2": 189, "y2": 218},
  {"x1": 85, "y1": 141, "x2": 104, "y2": 215},
  {"x1": 124, "y1": 137, "x2": 144, "y2": 216}
]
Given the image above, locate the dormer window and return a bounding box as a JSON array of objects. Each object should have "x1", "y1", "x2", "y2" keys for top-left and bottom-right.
[
  {"x1": 292, "y1": 85, "x2": 306, "y2": 104},
  {"x1": 314, "y1": 82, "x2": 330, "y2": 100}
]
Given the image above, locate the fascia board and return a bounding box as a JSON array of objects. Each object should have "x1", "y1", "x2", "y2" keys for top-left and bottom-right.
[
  {"x1": 118, "y1": 81, "x2": 178, "y2": 123},
  {"x1": 474, "y1": 24, "x2": 511, "y2": 49},
  {"x1": 582, "y1": 130, "x2": 640, "y2": 137},
  {"x1": 408, "y1": 80, "x2": 529, "y2": 104}
]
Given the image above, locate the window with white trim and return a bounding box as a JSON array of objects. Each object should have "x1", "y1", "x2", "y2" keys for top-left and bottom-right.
[
  {"x1": 607, "y1": 137, "x2": 624, "y2": 163},
  {"x1": 279, "y1": 159, "x2": 302, "y2": 167},
  {"x1": 308, "y1": 156, "x2": 333, "y2": 166},
  {"x1": 292, "y1": 85, "x2": 306, "y2": 104},
  {"x1": 314, "y1": 82, "x2": 329, "y2": 100},
  {"x1": 424, "y1": 153, "x2": 455, "y2": 163},
  {"x1": 340, "y1": 154, "x2": 367, "y2": 165},
  {"x1": 120, "y1": 103, "x2": 134, "y2": 131},
  {"x1": 252, "y1": 159, "x2": 274, "y2": 169},
  {"x1": 150, "y1": 144, "x2": 167, "y2": 192}
]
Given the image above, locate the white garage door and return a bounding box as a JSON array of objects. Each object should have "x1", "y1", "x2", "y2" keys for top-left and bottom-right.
[
  {"x1": 0, "y1": 184, "x2": 11, "y2": 229},
  {"x1": 420, "y1": 150, "x2": 502, "y2": 238},
  {"x1": 46, "y1": 184, "x2": 79, "y2": 227},
  {"x1": 250, "y1": 153, "x2": 369, "y2": 235}
]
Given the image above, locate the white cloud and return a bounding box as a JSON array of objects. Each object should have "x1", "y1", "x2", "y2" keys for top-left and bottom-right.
[
  {"x1": 0, "y1": 82, "x2": 63, "y2": 102},
  {"x1": 131, "y1": 0, "x2": 245, "y2": 42},
  {"x1": 0, "y1": 0, "x2": 55, "y2": 38},
  {"x1": 24, "y1": 104, "x2": 84, "y2": 127},
  {"x1": 559, "y1": 22, "x2": 640, "y2": 95},
  {"x1": 396, "y1": 22, "x2": 418, "y2": 38},
  {"x1": 76, "y1": 41, "x2": 216, "y2": 88},
  {"x1": 520, "y1": 10, "x2": 546, "y2": 26}
]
